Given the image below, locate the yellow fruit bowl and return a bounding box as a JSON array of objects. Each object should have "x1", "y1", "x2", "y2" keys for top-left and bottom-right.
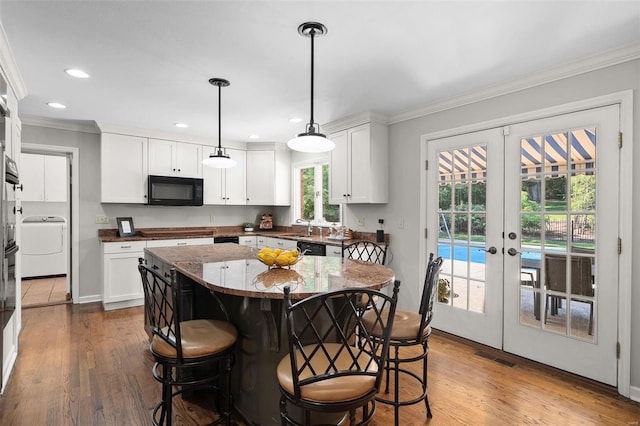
[{"x1": 256, "y1": 247, "x2": 302, "y2": 269}]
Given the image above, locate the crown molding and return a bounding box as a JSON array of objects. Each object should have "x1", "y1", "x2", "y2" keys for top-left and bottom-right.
[
  {"x1": 390, "y1": 41, "x2": 640, "y2": 125},
  {"x1": 323, "y1": 111, "x2": 389, "y2": 134},
  {"x1": 21, "y1": 115, "x2": 100, "y2": 134},
  {"x1": 0, "y1": 23, "x2": 27, "y2": 100}
]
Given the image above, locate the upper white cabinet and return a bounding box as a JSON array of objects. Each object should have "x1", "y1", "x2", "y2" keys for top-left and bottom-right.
[
  {"x1": 246, "y1": 147, "x2": 291, "y2": 206},
  {"x1": 21, "y1": 153, "x2": 67, "y2": 202},
  {"x1": 202, "y1": 147, "x2": 246, "y2": 205},
  {"x1": 148, "y1": 139, "x2": 202, "y2": 178},
  {"x1": 329, "y1": 121, "x2": 388, "y2": 204},
  {"x1": 101, "y1": 133, "x2": 148, "y2": 203}
]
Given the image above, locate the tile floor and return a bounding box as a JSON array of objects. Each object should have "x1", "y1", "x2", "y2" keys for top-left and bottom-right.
[{"x1": 21, "y1": 276, "x2": 69, "y2": 308}]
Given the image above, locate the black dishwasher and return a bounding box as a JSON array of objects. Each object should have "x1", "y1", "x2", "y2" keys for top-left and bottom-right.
[
  {"x1": 214, "y1": 236, "x2": 240, "y2": 244},
  {"x1": 297, "y1": 241, "x2": 326, "y2": 256}
]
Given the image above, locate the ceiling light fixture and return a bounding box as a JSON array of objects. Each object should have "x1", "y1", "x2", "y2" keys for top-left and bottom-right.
[
  {"x1": 175, "y1": 122, "x2": 189, "y2": 128},
  {"x1": 65, "y1": 68, "x2": 89, "y2": 79},
  {"x1": 47, "y1": 102, "x2": 66, "y2": 109},
  {"x1": 287, "y1": 22, "x2": 335, "y2": 153},
  {"x1": 202, "y1": 78, "x2": 237, "y2": 168}
]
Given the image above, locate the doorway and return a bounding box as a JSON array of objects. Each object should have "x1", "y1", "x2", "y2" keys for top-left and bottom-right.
[
  {"x1": 425, "y1": 104, "x2": 621, "y2": 387},
  {"x1": 20, "y1": 144, "x2": 79, "y2": 306}
]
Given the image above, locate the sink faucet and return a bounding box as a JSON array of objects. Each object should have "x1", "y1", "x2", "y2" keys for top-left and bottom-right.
[{"x1": 296, "y1": 218, "x2": 312, "y2": 236}]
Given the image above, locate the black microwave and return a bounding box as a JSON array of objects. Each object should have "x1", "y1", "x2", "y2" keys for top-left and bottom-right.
[{"x1": 147, "y1": 175, "x2": 204, "y2": 206}]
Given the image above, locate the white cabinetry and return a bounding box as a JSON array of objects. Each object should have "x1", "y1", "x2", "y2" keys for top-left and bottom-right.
[
  {"x1": 21, "y1": 153, "x2": 67, "y2": 202},
  {"x1": 102, "y1": 237, "x2": 214, "y2": 311},
  {"x1": 146, "y1": 237, "x2": 214, "y2": 248},
  {"x1": 329, "y1": 121, "x2": 388, "y2": 204},
  {"x1": 246, "y1": 147, "x2": 291, "y2": 206},
  {"x1": 238, "y1": 235, "x2": 256, "y2": 247},
  {"x1": 101, "y1": 133, "x2": 148, "y2": 203},
  {"x1": 149, "y1": 139, "x2": 202, "y2": 178},
  {"x1": 266, "y1": 237, "x2": 298, "y2": 251},
  {"x1": 202, "y1": 147, "x2": 246, "y2": 205},
  {"x1": 102, "y1": 241, "x2": 146, "y2": 310},
  {"x1": 325, "y1": 245, "x2": 343, "y2": 257}
]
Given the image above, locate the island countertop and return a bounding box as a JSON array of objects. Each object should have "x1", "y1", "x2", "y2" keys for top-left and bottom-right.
[{"x1": 144, "y1": 243, "x2": 395, "y2": 300}]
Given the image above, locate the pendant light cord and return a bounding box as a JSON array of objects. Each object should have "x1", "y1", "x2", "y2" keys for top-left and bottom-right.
[
  {"x1": 218, "y1": 82, "x2": 222, "y2": 152},
  {"x1": 309, "y1": 27, "x2": 316, "y2": 133}
]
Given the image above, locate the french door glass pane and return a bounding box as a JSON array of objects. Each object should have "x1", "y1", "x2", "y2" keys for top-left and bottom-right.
[{"x1": 518, "y1": 127, "x2": 596, "y2": 342}]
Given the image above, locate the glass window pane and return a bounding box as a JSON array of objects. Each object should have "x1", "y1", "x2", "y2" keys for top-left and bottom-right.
[
  {"x1": 454, "y1": 183, "x2": 468, "y2": 211},
  {"x1": 521, "y1": 136, "x2": 543, "y2": 175},
  {"x1": 545, "y1": 176, "x2": 567, "y2": 211},
  {"x1": 470, "y1": 180, "x2": 486, "y2": 209},
  {"x1": 521, "y1": 177, "x2": 542, "y2": 211},
  {"x1": 321, "y1": 164, "x2": 340, "y2": 223},
  {"x1": 545, "y1": 214, "x2": 567, "y2": 250},
  {"x1": 439, "y1": 183, "x2": 452, "y2": 211},
  {"x1": 439, "y1": 150, "x2": 453, "y2": 182},
  {"x1": 521, "y1": 213, "x2": 542, "y2": 242},
  {"x1": 544, "y1": 132, "x2": 568, "y2": 172},
  {"x1": 299, "y1": 166, "x2": 315, "y2": 220},
  {"x1": 569, "y1": 128, "x2": 596, "y2": 171},
  {"x1": 569, "y1": 299, "x2": 595, "y2": 341},
  {"x1": 520, "y1": 287, "x2": 541, "y2": 329}
]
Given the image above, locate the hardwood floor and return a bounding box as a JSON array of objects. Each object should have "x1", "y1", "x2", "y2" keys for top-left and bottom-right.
[{"x1": 1, "y1": 303, "x2": 639, "y2": 425}]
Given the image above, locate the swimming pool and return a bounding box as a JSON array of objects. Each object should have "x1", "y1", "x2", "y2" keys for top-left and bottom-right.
[{"x1": 437, "y1": 243, "x2": 540, "y2": 264}]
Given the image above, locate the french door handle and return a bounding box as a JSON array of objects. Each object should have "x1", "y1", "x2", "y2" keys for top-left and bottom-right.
[
  {"x1": 507, "y1": 248, "x2": 520, "y2": 256},
  {"x1": 484, "y1": 246, "x2": 497, "y2": 254}
]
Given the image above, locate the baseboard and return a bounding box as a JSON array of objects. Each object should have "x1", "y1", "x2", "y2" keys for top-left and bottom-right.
[
  {"x1": 630, "y1": 385, "x2": 640, "y2": 403},
  {"x1": 102, "y1": 298, "x2": 144, "y2": 311},
  {"x1": 77, "y1": 294, "x2": 102, "y2": 304}
]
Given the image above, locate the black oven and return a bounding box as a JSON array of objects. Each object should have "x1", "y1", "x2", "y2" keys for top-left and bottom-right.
[{"x1": 147, "y1": 175, "x2": 204, "y2": 206}]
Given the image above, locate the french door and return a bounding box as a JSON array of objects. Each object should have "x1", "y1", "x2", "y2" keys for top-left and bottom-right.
[{"x1": 427, "y1": 105, "x2": 620, "y2": 385}]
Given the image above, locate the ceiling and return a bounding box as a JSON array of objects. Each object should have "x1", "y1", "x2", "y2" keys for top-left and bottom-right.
[{"x1": 2, "y1": 1, "x2": 640, "y2": 144}]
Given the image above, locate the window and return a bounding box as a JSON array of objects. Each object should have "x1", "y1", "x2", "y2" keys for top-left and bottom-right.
[{"x1": 293, "y1": 162, "x2": 341, "y2": 225}]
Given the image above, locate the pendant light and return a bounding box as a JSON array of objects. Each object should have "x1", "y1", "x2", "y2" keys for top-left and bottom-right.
[
  {"x1": 287, "y1": 22, "x2": 335, "y2": 153},
  {"x1": 203, "y1": 77, "x2": 237, "y2": 168}
]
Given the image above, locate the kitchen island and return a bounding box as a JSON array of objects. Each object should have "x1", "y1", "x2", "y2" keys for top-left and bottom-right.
[{"x1": 144, "y1": 243, "x2": 394, "y2": 425}]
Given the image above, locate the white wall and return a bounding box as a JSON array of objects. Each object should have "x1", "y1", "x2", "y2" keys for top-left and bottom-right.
[{"x1": 383, "y1": 59, "x2": 640, "y2": 393}]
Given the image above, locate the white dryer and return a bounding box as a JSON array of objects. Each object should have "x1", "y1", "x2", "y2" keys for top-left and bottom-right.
[{"x1": 21, "y1": 216, "x2": 68, "y2": 278}]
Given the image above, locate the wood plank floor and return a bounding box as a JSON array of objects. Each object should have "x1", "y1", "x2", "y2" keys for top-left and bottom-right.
[{"x1": 1, "y1": 303, "x2": 639, "y2": 425}]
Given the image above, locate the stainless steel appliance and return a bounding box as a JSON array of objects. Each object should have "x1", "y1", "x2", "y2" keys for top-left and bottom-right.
[
  {"x1": 147, "y1": 175, "x2": 204, "y2": 206},
  {"x1": 0, "y1": 75, "x2": 19, "y2": 389}
]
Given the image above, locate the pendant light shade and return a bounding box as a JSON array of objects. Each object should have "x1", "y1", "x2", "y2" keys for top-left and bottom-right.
[
  {"x1": 203, "y1": 77, "x2": 237, "y2": 168},
  {"x1": 287, "y1": 22, "x2": 335, "y2": 153}
]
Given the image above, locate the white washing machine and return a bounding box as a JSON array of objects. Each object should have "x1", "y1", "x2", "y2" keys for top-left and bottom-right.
[{"x1": 21, "y1": 216, "x2": 68, "y2": 278}]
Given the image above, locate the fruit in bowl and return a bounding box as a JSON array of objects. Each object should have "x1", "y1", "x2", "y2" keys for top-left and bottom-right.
[{"x1": 257, "y1": 247, "x2": 302, "y2": 268}]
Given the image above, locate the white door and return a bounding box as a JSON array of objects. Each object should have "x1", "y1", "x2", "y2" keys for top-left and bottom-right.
[
  {"x1": 428, "y1": 105, "x2": 619, "y2": 385},
  {"x1": 503, "y1": 105, "x2": 619, "y2": 385},
  {"x1": 427, "y1": 128, "x2": 504, "y2": 348}
]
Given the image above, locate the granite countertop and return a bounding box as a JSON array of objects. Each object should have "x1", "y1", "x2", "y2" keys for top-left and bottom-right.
[
  {"x1": 145, "y1": 243, "x2": 395, "y2": 300},
  {"x1": 98, "y1": 225, "x2": 385, "y2": 247}
]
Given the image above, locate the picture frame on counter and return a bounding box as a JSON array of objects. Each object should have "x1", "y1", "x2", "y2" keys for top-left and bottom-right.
[{"x1": 117, "y1": 217, "x2": 136, "y2": 237}]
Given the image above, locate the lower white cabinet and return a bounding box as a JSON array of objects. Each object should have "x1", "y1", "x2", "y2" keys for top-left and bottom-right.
[
  {"x1": 325, "y1": 245, "x2": 343, "y2": 257},
  {"x1": 146, "y1": 238, "x2": 214, "y2": 248},
  {"x1": 101, "y1": 237, "x2": 214, "y2": 311},
  {"x1": 266, "y1": 237, "x2": 298, "y2": 251},
  {"x1": 102, "y1": 241, "x2": 147, "y2": 311},
  {"x1": 238, "y1": 236, "x2": 256, "y2": 247}
]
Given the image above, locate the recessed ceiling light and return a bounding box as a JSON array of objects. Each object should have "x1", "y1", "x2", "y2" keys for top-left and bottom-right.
[
  {"x1": 289, "y1": 117, "x2": 302, "y2": 123},
  {"x1": 249, "y1": 134, "x2": 259, "y2": 139},
  {"x1": 47, "y1": 102, "x2": 66, "y2": 109},
  {"x1": 175, "y1": 123, "x2": 188, "y2": 128},
  {"x1": 65, "y1": 68, "x2": 89, "y2": 78}
]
